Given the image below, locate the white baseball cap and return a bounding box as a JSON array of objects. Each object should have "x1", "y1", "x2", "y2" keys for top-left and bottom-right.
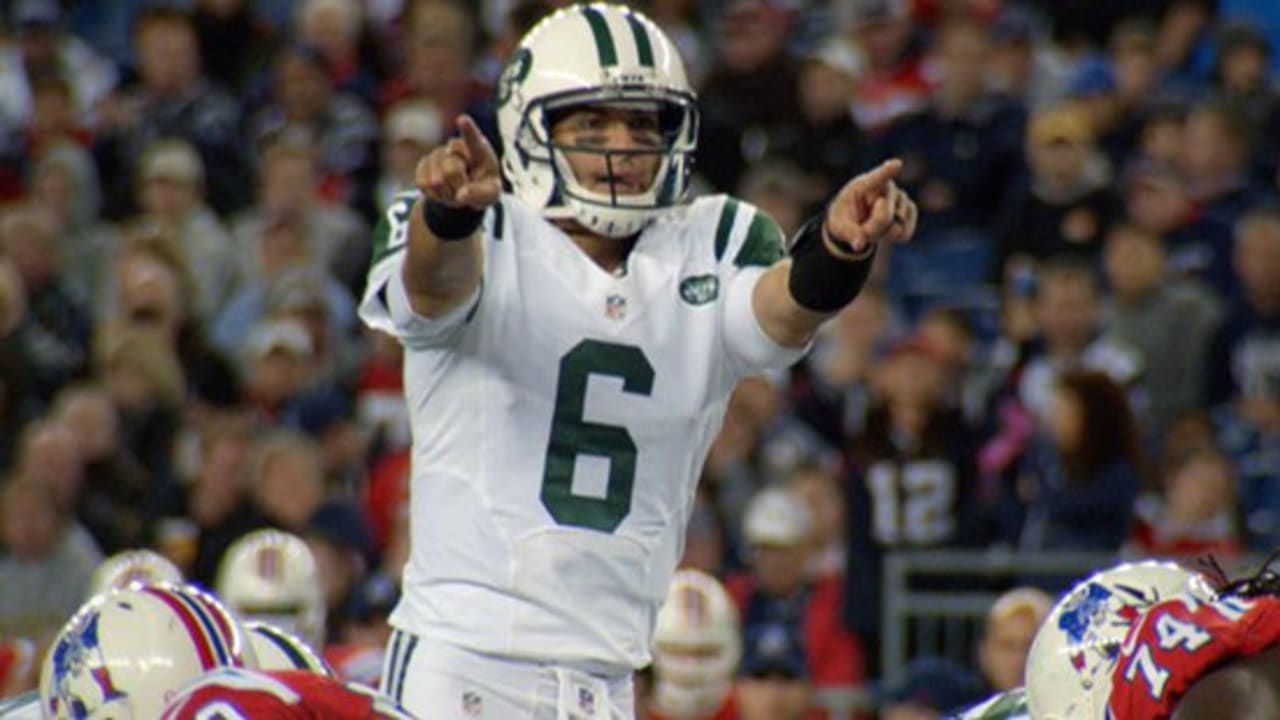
[{"x1": 743, "y1": 486, "x2": 813, "y2": 546}]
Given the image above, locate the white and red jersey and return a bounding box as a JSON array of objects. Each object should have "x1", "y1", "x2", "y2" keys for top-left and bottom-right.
[
  {"x1": 160, "y1": 668, "x2": 415, "y2": 719},
  {"x1": 1106, "y1": 594, "x2": 1280, "y2": 719}
]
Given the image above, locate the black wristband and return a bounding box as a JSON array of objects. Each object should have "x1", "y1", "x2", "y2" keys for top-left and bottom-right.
[
  {"x1": 786, "y1": 215, "x2": 876, "y2": 312},
  {"x1": 423, "y1": 199, "x2": 484, "y2": 241}
]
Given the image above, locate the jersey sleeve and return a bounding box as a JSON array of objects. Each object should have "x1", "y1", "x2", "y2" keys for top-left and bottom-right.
[
  {"x1": 1107, "y1": 595, "x2": 1280, "y2": 720},
  {"x1": 715, "y1": 197, "x2": 810, "y2": 378},
  {"x1": 358, "y1": 191, "x2": 489, "y2": 350}
]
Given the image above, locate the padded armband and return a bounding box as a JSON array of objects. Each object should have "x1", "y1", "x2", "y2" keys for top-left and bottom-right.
[
  {"x1": 423, "y1": 199, "x2": 484, "y2": 241},
  {"x1": 785, "y1": 215, "x2": 876, "y2": 313}
]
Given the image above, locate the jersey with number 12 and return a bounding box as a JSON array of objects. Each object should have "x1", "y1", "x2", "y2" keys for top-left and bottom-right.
[
  {"x1": 1107, "y1": 594, "x2": 1280, "y2": 719},
  {"x1": 359, "y1": 192, "x2": 800, "y2": 672}
]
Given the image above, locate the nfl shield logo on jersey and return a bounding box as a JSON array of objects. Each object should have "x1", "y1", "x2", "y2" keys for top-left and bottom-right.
[
  {"x1": 604, "y1": 294, "x2": 627, "y2": 321},
  {"x1": 461, "y1": 690, "x2": 482, "y2": 716},
  {"x1": 578, "y1": 686, "x2": 596, "y2": 715}
]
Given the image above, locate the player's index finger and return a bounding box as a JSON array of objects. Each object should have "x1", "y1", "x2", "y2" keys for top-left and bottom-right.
[
  {"x1": 457, "y1": 115, "x2": 491, "y2": 159},
  {"x1": 852, "y1": 159, "x2": 904, "y2": 193}
]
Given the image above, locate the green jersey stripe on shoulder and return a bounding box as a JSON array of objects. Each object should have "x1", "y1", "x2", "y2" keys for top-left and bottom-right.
[
  {"x1": 714, "y1": 198, "x2": 740, "y2": 262},
  {"x1": 624, "y1": 13, "x2": 654, "y2": 67},
  {"x1": 492, "y1": 200, "x2": 505, "y2": 240},
  {"x1": 733, "y1": 210, "x2": 785, "y2": 267},
  {"x1": 581, "y1": 7, "x2": 618, "y2": 67}
]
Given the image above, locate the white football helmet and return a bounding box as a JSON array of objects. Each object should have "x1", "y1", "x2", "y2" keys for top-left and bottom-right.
[
  {"x1": 651, "y1": 569, "x2": 741, "y2": 719},
  {"x1": 216, "y1": 530, "x2": 327, "y2": 649},
  {"x1": 1025, "y1": 561, "x2": 1213, "y2": 720},
  {"x1": 88, "y1": 549, "x2": 184, "y2": 597},
  {"x1": 244, "y1": 621, "x2": 332, "y2": 676},
  {"x1": 496, "y1": 2, "x2": 698, "y2": 238},
  {"x1": 39, "y1": 584, "x2": 254, "y2": 719}
]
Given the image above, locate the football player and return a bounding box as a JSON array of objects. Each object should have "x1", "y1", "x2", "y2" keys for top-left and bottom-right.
[
  {"x1": 38, "y1": 584, "x2": 254, "y2": 719},
  {"x1": 358, "y1": 3, "x2": 917, "y2": 717},
  {"x1": 1105, "y1": 558, "x2": 1280, "y2": 719},
  {"x1": 159, "y1": 668, "x2": 415, "y2": 719},
  {"x1": 87, "y1": 548, "x2": 184, "y2": 596},
  {"x1": 246, "y1": 621, "x2": 333, "y2": 675},
  {"x1": 216, "y1": 529, "x2": 328, "y2": 650},
  {"x1": 649, "y1": 569, "x2": 741, "y2": 720}
]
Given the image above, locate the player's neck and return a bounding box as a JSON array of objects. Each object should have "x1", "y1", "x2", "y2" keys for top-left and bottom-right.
[{"x1": 557, "y1": 221, "x2": 637, "y2": 275}]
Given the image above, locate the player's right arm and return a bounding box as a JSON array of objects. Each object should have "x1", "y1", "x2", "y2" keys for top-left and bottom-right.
[{"x1": 401, "y1": 115, "x2": 500, "y2": 319}]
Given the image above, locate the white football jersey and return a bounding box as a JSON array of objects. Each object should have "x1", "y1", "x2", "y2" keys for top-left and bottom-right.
[{"x1": 359, "y1": 192, "x2": 803, "y2": 673}]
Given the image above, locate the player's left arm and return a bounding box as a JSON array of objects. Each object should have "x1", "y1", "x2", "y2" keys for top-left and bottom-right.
[{"x1": 752, "y1": 160, "x2": 917, "y2": 347}]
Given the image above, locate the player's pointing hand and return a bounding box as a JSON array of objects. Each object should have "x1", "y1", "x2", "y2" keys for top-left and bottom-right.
[
  {"x1": 416, "y1": 115, "x2": 502, "y2": 211},
  {"x1": 824, "y1": 159, "x2": 918, "y2": 258}
]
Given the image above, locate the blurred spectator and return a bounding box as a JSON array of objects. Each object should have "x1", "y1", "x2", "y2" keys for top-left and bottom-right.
[
  {"x1": 133, "y1": 138, "x2": 241, "y2": 319},
  {"x1": 326, "y1": 570, "x2": 399, "y2": 687},
  {"x1": 976, "y1": 587, "x2": 1052, "y2": 694},
  {"x1": 1154, "y1": 0, "x2": 1218, "y2": 91},
  {"x1": 305, "y1": 501, "x2": 374, "y2": 642},
  {"x1": 1179, "y1": 100, "x2": 1274, "y2": 229},
  {"x1": 1103, "y1": 223, "x2": 1222, "y2": 443},
  {"x1": 0, "y1": 259, "x2": 35, "y2": 470},
  {"x1": 1130, "y1": 448, "x2": 1243, "y2": 559},
  {"x1": 1106, "y1": 20, "x2": 1163, "y2": 168},
  {"x1": 0, "y1": 477, "x2": 102, "y2": 644},
  {"x1": 680, "y1": 493, "x2": 728, "y2": 577},
  {"x1": 1063, "y1": 56, "x2": 1126, "y2": 169},
  {"x1": 295, "y1": 0, "x2": 380, "y2": 105},
  {"x1": 95, "y1": 326, "x2": 185, "y2": 485},
  {"x1": 729, "y1": 486, "x2": 866, "y2": 712},
  {"x1": 10, "y1": 419, "x2": 84, "y2": 512},
  {"x1": 998, "y1": 104, "x2": 1119, "y2": 271},
  {"x1": 1134, "y1": 103, "x2": 1185, "y2": 166},
  {"x1": 24, "y1": 75, "x2": 92, "y2": 156},
  {"x1": 877, "y1": 657, "x2": 984, "y2": 719},
  {"x1": 376, "y1": 99, "x2": 444, "y2": 212},
  {"x1": 1212, "y1": 21, "x2": 1280, "y2": 183},
  {"x1": 644, "y1": 0, "x2": 712, "y2": 87},
  {"x1": 164, "y1": 415, "x2": 266, "y2": 585},
  {"x1": 233, "y1": 135, "x2": 370, "y2": 294},
  {"x1": 51, "y1": 382, "x2": 153, "y2": 554},
  {"x1": 786, "y1": 40, "x2": 867, "y2": 196},
  {"x1": 737, "y1": 160, "x2": 814, "y2": 239},
  {"x1": 27, "y1": 140, "x2": 117, "y2": 299},
  {"x1": 0, "y1": 202, "x2": 92, "y2": 405},
  {"x1": 248, "y1": 44, "x2": 379, "y2": 216},
  {"x1": 1018, "y1": 370, "x2": 1143, "y2": 551},
  {"x1": 239, "y1": 316, "x2": 352, "y2": 440},
  {"x1": 0, "y1": 0, "x2": 117, "y2": 132},
  {"x1": 1017, "y1": 258, "x2": 1144, "y2": 426},
  {"x1": 252, "y1": 428, "x2": 328, "y2": 533},
  {"x1": 846, "y1": 0, "x2": 929, "y2": 132},
  {"x1": 95, "y1": 7, "x2": 248, "y2": 217},
  {"x1": 193, "y1": 0, "x2": 282, "y2": 95},
  {"x1": 786, "y1": 463, "x2": 847, "y2": 580},
  {"x1": 844, "y1": 337, "x2": 980, "y2": 648},
  {"x1": 697, "y1": 0, "x2": 803, "y2": 192},
  {"x1": 917, "y1": 306, "x2": 1006, "y2": 426},
  {"x1": 383, "y1": 1, "x2": 488, "y2": 128},
  {"x1": 986, "y1": 5, "x2": 1070, "y2": 111},
  {"x1": 1122, "y1": 159, "x2": 1235, "y2": 297}
]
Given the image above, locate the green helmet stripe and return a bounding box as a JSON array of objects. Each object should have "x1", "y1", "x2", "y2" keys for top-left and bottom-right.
[
  {"x1": 624, "y1": 13, "x2": 655, "y2": 67},
  {"x1": 581, "y1": 6, "x2": 618, "y2": 67}
]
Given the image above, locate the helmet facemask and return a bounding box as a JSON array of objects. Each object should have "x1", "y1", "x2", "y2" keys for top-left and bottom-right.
[{"x1": 510, "y1": 83, "x2": 698, "y2": 238}]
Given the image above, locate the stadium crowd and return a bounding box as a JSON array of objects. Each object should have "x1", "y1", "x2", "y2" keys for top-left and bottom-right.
[{"x1": 1, "y1": 0, "x2": 1279, "y2": 716}]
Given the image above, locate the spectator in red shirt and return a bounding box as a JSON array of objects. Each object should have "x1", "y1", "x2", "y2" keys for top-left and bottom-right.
[{"x1": 1129, "y1": 448, "x2": 1243, "y2": 560}]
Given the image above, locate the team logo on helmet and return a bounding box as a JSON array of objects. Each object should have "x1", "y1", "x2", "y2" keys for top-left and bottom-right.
[
  {"x1": 497, "y1": 48, "x2": 532, "y2": 108},
  {"x1": 1057, "y1": 581, "x2": 1155, "y2": 687},
  {"x1": 48, "y1": 611, "x2": 126, "y2": 717}
]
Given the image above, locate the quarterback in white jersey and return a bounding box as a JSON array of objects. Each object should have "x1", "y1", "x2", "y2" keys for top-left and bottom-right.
[{"x1": 359, "y1": 4, "x2": 917, "y2": 717}]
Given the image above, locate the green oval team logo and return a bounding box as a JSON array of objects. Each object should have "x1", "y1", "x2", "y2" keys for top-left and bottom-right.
[
  {"x1": 680, "y1": 274, "x2": 719, "y2": 305},
  {"x1": 497, "y1": 48, "x2": 532, "y2": 107}
]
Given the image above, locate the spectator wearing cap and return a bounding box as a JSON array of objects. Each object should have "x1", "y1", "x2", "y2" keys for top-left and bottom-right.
[
  {"x1": 1062, "y1": 55, "x2": 1128, "y2": 168},
  {"x1": 240, "y1": 317, "x2": 330, "y2": 423},
  {"x1": 0, "y1": 0, "x2": 117, "y2": 134},
  {"x1": 134, "y1": 137, "x2": 241, "y2": 320},
  {"x1": 844, "y1": 0, "x2": 930, "y2": 132},
  {"x1": 696, "y1": 0, "x2": 804, "y2": 193},
  {"x1": 0, "y1": 202, "x2": 92, "y2": 405},
  {"x1": 728, "y1": 486, "x2": 866, "y2": 717},
  {"x1": 1103, "y1": 223, "x2": 1222, "y2": 443},
  {"x1": 305, "y1": 501, "x2": 374, "y2": 643},
  {"x1": 248, "y1": 43, "x2": 379, "y2": 216},
  {"x1": 878, "y1": 657, "x2": 984, "y2": 719},
  {"x1": 94, "y1": 7, "x2": 248, "y2": 218},
  {"x1": 977, "y1": 587, "x2": 1052, "y2": 694},
  {"x1": 376, "y1": 99, "x2": 444, "y2": 212},
  {"x1": 843, "y1": 336, "x2": 980, "y2": 658},
  {"x1": 877, "y1": 19, "x2": 1024, "y2": 300},
  {"x1": 998, "y1": 104, "x2": 1121, "y2": 274},
  {"x1": 734, "y1": 617, "x2": 811, "y2": 720},
  {"x1": 986, "y1": 6, "x2": 1071, "y2": 112},
  {"x1": 324, "y1": 570, "x2": 398, "y2": 687}
]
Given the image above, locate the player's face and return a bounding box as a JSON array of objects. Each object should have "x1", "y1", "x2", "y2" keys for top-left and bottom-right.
[
  {"x1": 980, "y1": 610, "x2": 1039, "y2": 692},
  {"x1": 550, "y1": 106, "x2": 663, "y2": 197}
]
